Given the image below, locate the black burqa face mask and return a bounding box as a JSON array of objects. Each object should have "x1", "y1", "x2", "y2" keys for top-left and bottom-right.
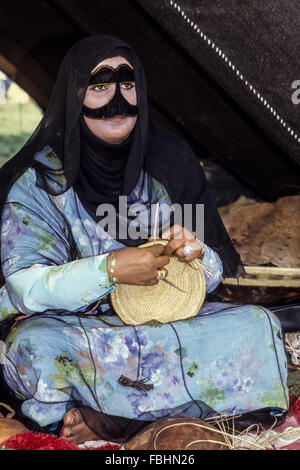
[
  {"x1": 0, "y1": 34, "x2": 244, "y2": 282},
  {"x1": 81, "y1": 62, "x2": 138, "y2": 119}
]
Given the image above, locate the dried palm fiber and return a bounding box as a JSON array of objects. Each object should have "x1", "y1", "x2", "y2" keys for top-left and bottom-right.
[
  {"x1": 220, "y1": 195, "x2": 300, "y2": 268},
  {"x1": 285, "y1": 332, "x2": 300, "y2": 368},
  {"x1": 121, "y1": 415, "x2": 300, "y2": 451},
  {"x1": 0, "y1": 403, "x2": 27, "y2": 445},
  {"x1": 287, "y1": 370, "x2": 300, "y2": 399},
  {"x1": 121, "y1": 416, "x2": 228, "y2": 450}
]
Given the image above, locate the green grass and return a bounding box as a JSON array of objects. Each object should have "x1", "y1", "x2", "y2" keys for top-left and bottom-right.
[{"x1": 0, "y1": 81, "x2": 43, "y2": 167}]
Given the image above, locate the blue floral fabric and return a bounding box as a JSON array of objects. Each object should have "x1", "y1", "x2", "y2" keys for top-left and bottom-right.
[{"x1": 0, "y1": 146, "x2": 289, "y2": 427}]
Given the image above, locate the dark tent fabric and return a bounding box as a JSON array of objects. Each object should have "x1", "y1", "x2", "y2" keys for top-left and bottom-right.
[
  {"x1": 0, "y1": 0, "x2": 299, "y2": 201},
  {"x1": 137, "y1": 0, "x2": 300, "y2": 199},
  {"x1": 139, "y1": 0, "x2": 300, "y2": 166}
]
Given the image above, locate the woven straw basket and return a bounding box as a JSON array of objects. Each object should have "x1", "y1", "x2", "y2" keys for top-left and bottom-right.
[{"x1": 110, "y1": 241, "x2": 206, "y2": 325}]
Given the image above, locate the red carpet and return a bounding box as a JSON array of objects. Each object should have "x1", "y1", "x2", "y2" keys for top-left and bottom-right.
[{"x1": 1, "y1": 431, "x2": 121, "y2": 450}]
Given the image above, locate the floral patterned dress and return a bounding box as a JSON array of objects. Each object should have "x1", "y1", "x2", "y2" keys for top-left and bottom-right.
[{"x1": 0, "y1": 146, "x2": 289, "y2": 428}]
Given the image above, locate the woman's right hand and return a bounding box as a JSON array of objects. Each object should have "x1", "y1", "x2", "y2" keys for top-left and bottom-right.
[{"x1": 111, "y1": 244, "x2": 170, "y2": 286}]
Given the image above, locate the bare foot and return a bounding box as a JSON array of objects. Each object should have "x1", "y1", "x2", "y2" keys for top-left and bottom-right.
[{"x1": 60, "y1": 408, "x2": 100, "y2": 445}]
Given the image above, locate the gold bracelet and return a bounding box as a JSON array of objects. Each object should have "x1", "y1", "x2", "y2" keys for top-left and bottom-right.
[{"x1": 107, "y1": 251, "x2": 118, "y2": 285}]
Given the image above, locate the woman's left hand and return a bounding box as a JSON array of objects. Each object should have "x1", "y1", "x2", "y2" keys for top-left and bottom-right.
[{"x1": 148, "y1": 224, "x2": 205, "y2": 263}]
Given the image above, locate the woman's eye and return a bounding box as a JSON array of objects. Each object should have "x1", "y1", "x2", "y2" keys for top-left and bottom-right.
[
  {"x1": 120, "y1": 82, "x2": 135, "y2": 90},
  {"x1": 92, "y1": 84, "x2": 107, "y2": 92}
]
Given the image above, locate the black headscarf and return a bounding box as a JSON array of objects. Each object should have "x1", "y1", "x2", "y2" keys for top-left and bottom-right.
[{"x1": 0, "y1": 34, "x2": 243, "y2": 278}]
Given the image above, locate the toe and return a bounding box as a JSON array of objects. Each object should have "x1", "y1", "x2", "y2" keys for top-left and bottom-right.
[
  {"x1": 72, "y1": 409, "x2": 83, "y2": 425},
  {"x1": 63, "y1": 408, "x2": 80, "y2": 426},
  {"x1": 61, "y1": 426, "x2": 73, "y2": 438}
]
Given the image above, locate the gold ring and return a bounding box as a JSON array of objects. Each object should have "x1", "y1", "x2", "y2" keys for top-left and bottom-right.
[{"x1": 156, "y1": 268, "x2": 166, "y2": 280}]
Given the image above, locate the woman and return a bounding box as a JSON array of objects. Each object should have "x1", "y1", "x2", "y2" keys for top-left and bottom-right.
[{"x1": 0, "y1": 36, "x2": 288, "y2": 444}]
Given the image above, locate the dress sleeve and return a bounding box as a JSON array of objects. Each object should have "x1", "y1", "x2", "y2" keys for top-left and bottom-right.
[
  {"x1": 1, "y1": 201, "x2": 115, "y2": 315},
  {"x1": 200, "y1": 243, "x2": 223, "y2": 293}
]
